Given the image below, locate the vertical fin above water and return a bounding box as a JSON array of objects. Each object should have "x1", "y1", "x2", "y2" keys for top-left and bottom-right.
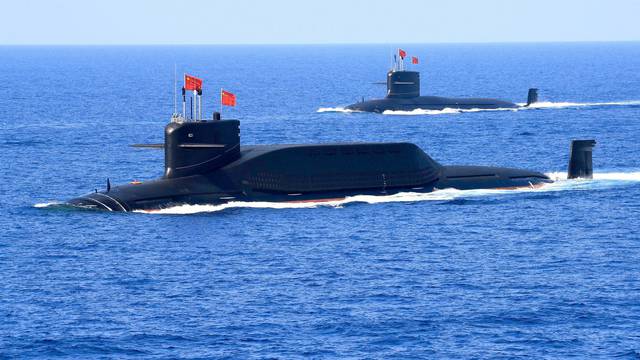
[
  {"x1": 568, "y1": 140, "x2": 596, "y2": 179},
  {"x1": 526, "y1": 88, "x2": 539, "y2": 107}
]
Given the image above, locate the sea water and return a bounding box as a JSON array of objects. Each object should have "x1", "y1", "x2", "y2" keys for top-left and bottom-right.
[{"x1": 2, "y1": 43, "x2": 640, "y2": 358}]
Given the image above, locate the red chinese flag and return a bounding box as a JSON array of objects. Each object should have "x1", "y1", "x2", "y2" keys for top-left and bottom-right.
[
  {"x1": 411, "y1": 56, "x2": 419, "y2": 64},
  {"x1": 221, "y1": 90, "x2": 236, "y2": 107},
  {"x1": 184, "y1": 74, "x2": 203, "y2": 91},
  {"x1": 398, "y1": 48, "x2": 407, "y2": 59}
]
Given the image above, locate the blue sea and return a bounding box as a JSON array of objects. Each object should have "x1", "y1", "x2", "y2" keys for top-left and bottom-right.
[{"x1": 1, "y1": 43, "x2": 640, "y2": 358}]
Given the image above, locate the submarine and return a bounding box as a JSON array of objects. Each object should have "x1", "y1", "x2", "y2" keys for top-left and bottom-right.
[
  {"x1": 345, "y1": 52, "x2": 539, "y2": 113},
  {"x1": 67, "y1": 108, "x2": 595, "y2": 212}
]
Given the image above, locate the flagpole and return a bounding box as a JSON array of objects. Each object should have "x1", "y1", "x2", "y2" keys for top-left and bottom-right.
[
  {"x1": 182, "y1": 73, "x2": 186, "y2": 119},
  {"x1": 173, "y1": 63, "x2": 177, "y2": 115},
  {"x1": 220, "y1": 88, "x2": 223, "y2": 117},
  {"x1": 192, "y1": 89, "x2": 197, "y2": 120},
  {"x1": 182, "y1": 88, "x2": 186, "y2": 119}
]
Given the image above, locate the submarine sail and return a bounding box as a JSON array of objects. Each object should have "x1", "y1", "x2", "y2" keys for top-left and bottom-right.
[{"x1": 344, "y1": 48, "x2": 538, "y2": 113}]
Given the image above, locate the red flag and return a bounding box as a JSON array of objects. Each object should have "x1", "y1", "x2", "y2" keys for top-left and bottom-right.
[
  {"x1": 411, "y1": 56, "x2": 419, "y2": 64},
  {"x1": 398, "y1": 48, "x2": 407, "y2": 59},
  {"x1": 221, "y1": 90, "x2": 236, "y2": 107},
  {"x1": 184, "y1": 74, "x2": 203, "y2": 91}
]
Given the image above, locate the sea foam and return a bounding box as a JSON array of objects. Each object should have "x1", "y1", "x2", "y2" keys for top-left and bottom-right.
[
  {"x1": 133, "y1": 171, "x2": 640, "y2": 215},
  {"x1": 318, "y1": 100, "x2": 640, "y2": 116}
]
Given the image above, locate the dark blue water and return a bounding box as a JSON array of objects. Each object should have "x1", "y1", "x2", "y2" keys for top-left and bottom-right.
[{"x1": 2, "y1": 43, "x2": 640, "y2": 358}]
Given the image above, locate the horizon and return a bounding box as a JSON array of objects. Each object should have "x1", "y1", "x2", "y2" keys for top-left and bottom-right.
[{"x1": 2, "y1": 40, "x2": 640, "y2": 47}]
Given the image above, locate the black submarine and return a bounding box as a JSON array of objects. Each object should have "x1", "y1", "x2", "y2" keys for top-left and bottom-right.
[
  {"x1": 345, "y1": 53, "x2": 539, "y2": 113},
  {"x1": 67, "y1": 109, "x2": 595, "y2": 213}
]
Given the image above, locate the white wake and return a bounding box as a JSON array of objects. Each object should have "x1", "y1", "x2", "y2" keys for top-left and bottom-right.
[
  {"x1": 33, "y1": 172, "x2": 640, "y2": 214},
  {"x1": 33, "y1": 201, "x2": 63, "y2": 208},
  {"x1": 133, "y1": 190, "x2": 460, "y2": 215},
  {"x1": 316, "y1": 107, "x2": 360, "y2": 113},
  {"x1": 318, "y1": 100, "x2": 640, "y2": 116},
  {"x1": 524, "y1": 100, "x2": 640, "y2": 109},
  {"x1": 131, "y1": 171, "x2": 640, "y2": 215},
  {"x1": 382, "y1": 107, "x2": 517, "y2": 115}
]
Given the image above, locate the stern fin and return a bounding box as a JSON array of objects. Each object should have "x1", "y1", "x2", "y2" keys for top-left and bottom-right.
[
  {"x1": 526, "y1": 88, "x2": 539, "y2": 107},
  {"x1": 568, "y1": 140, "x2": 596, "y2": 179}
]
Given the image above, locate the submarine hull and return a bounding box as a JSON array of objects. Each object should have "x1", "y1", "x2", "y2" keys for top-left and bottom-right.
[
  {"x1": 341, "y1": 70, "x2": 534, "y2": 113},
  {"x1": 64, "y1": 118, "x2": 592, "y2": 213},
  {"x1": 68, "y1": 143, "x2": 551, "y2": 212},
  {"x1": 346, "y1": 96, "x2": 518, "y2": 113}
]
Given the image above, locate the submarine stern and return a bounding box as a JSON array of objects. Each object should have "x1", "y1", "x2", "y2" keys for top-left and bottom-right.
[{"x1": 436, "y1": 166, "x2": 552, "y2": 190}]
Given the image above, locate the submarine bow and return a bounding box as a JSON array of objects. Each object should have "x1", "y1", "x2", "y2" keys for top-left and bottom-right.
[{"x1": 68, "y1": 115, "x2": 445, "y2": 211}]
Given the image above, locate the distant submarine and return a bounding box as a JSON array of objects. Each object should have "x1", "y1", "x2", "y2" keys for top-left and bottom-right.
[
  {"x1": 345, "y1": 54, "x2": 539, "y2": 113},
  {"x1": 67, "y1": 110, "x2": 595, "y2": 213}
]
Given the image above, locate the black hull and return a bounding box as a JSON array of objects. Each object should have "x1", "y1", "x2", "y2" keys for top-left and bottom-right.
[
  {"x1": 345, "y1": 96, "x2": 519, "y2": 113},
  {"x1": 341, "y1": 70, "x2": 534, "y2": 113},
  {"x1": 68, "y1": 144, "x2": 551, "y2": 212},
  {"x1": 66, "y1": 118, "x2": 594, "y2": 213}
]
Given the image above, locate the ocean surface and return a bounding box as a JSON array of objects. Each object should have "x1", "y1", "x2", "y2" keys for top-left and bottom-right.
[{"x1": 1, "y1": 43, "x2": 640, "y2": 358}]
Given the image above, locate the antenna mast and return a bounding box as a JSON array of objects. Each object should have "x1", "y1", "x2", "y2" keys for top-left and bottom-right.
[
  {"x1": 173, "y1": 63, "x2": 177, "y2": 115},
  {"x1": 182, "y1": 85, "x2": 186, "y2": 119}
]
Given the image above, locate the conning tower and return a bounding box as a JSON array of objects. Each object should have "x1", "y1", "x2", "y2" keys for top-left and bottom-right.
[
  {"x1": 386, "y1": 70, "x2": 420, "y2": 98},
  {"x1": 164, "y1": 116, "x2": 241, "y2": 178},
  {"x1": 386, "y1": 48, "x2": 420, "y2": 98}
]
